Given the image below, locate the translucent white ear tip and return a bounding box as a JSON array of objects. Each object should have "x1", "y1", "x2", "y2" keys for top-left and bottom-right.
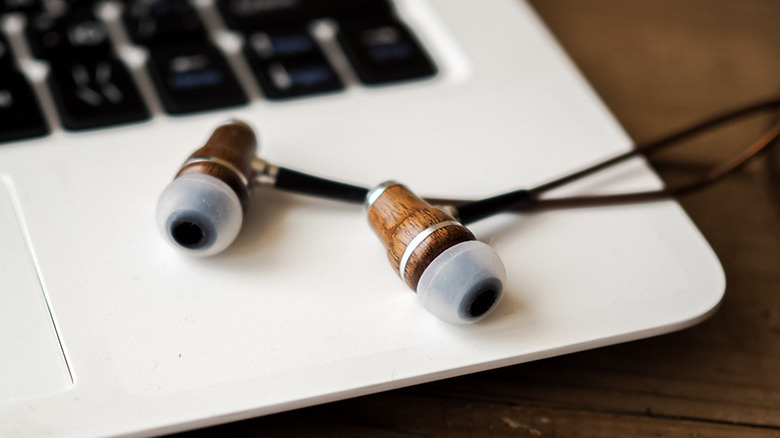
[
  {"x1": 416, "y1": 240, "x2": 506, "y2": 324},
  {"x1": 156, "y1": 174, "x2": 243, "y2": 257}
]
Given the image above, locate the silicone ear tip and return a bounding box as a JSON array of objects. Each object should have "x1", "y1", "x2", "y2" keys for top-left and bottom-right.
[
  {"x1": 156, "y1": 174, "x2": 243, "y2": 256},
  {"x1": 416, "y1": 240, "x2": 506, "y2": 324}
]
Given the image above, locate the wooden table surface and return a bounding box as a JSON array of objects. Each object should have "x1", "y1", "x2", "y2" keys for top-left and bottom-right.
[{"x1": 172, "y1": 1, "x2": 780, "y2": 436}]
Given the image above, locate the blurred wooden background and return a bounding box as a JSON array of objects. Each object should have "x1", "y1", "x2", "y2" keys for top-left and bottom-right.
[{"x1": 172, "y1": 1, "x2": 780, "y2": 436}]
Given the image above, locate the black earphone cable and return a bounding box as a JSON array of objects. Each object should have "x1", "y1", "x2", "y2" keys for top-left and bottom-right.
[
  {"x1": 267, "y1": 97, "x2": 780, "y2": 224},
  {"x1": 447, "y1": 97, "x2": 780, "y2": 223},
  {"x1": 274, "y1": 166, "x2": 369, "y2": 203}
]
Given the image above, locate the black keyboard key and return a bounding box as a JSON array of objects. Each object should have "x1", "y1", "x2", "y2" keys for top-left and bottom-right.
[
  {"x1": 47, "y1": 57, "x2": 150, "y2": 130},
  {"x1": 67, "y1": 0, "x2": 109, "y2": 7},
  {"x1": 0, "y1": 32, "x2": 14, "y2": 70},
  {"x1": 26, "y1": 10, "x2": 112, "y2": 60},
  {"x1": 216, "y1": 0, "x2": 393, "y2": 32},
  {"x1": 245, "y1": 28, "x2": 321, "y2": 59},
  {"x1": 146, "y1": 43, "x2": 247, "y2": 114},
  {"x1": 0, "y1": 71, "x2": 49, "y2": 143},
  {"x1": 251, "y1": 59, "x2": 343, "y2": 100},
  {"x1": 123, "y1": 0, "x2": 207, "y2": 47},
  {"x1": 337, "y1": 18, "x2": 436, "y2": 85},
  {"x1": 0, "y1": 0, "x2": 43, "y2": 15},
  {"x1": 243, "y1": 29, "x2": 342, "y2": 99}
]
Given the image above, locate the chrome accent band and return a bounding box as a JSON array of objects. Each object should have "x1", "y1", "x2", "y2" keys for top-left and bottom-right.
[
  {"x1": 399, "y1": 220, "x2": 460, "y2": 285},
  {"x1": 365, "y1": 180, "x2": 400, "y2": 209},
  {"x1": 182, "y1": 156, "x2": 249, "y2": 188},
  {"x1": 251, "y1": 157, "x2": 280, "y2": 186}
]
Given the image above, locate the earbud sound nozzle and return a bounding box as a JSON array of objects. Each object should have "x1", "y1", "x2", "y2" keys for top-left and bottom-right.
[
  {"x1": 156, "y1": 174, "x2": 243, "y2": 256},
  {"x1": 416, "y1": 240, "x2": 506, "y2": 324}
]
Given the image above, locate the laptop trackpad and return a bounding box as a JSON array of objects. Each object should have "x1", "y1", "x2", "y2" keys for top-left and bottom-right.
[{"x1": 0, "y1": 179, "x2": 72, "y2": 402}]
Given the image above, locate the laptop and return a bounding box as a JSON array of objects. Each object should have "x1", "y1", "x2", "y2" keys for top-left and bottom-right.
[{"x1": 0, "y1": 0, "x2": 724, "y2": 436}]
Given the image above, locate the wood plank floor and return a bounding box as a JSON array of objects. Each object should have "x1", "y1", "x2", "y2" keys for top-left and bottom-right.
[{"x1": 172, "y1": 1, "x2": 780, "y2": 436}]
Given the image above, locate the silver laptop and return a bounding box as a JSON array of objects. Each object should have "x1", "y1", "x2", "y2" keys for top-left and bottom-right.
[{"x1": 0, "y1": 0, "x2": 724, "y2": 436}]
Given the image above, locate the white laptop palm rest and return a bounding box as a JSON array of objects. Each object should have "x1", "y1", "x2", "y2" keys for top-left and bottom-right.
[{"x1": 0, "y1": 0, "x2": 723, "y2": 436}]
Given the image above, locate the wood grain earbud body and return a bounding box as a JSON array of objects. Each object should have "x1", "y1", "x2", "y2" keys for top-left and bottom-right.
[
  {"x1": 175, "y1": 120, "x2": 257, "y2": 208},
  {"x1": 367, "y1": 182, "x2": 475, "y2": 290},
  {"x1": 157, "y1": 120, "x2": 259, "y2": 256},
  {"x1": 366, "y1": 182, "x2": 506, "y2": 324},
  {"x1": 158, "y1": 119, "x2": 368, "y2": 257}
]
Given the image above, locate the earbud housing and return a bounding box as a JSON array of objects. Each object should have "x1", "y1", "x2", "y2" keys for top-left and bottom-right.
[
  {"x1": 366, "y1": 182, "x2": 505, "y2": 323},
  {"x1": 156, "y1": 120, "x2": 257, "y2": 255}
]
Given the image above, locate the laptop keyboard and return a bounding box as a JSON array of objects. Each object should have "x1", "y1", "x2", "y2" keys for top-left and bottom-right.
[{"x1": 0, "y1": 0, "x2": 437, "y2": 142}]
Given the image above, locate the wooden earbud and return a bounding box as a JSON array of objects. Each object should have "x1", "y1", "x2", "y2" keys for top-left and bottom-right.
[
  {"x1": 158, "y1": 119, "x2": 367, "y2": 256},
  {"x1": 366, "y1": 182, "x2": 476, "y2": 291},
  {"x1": 175, "y1": 120, "x2": 257, "y2": 208},
  {"x1": 367, "y1": 181, "x2": 505, "y2": 323},
  {"x1": 157, "y1": 120, "x2": 259, "y2": 255}
]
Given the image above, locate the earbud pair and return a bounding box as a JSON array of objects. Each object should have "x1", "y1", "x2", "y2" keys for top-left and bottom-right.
[{"x1": 156, "y1": 121, "x2": 505, "y2": 324}]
